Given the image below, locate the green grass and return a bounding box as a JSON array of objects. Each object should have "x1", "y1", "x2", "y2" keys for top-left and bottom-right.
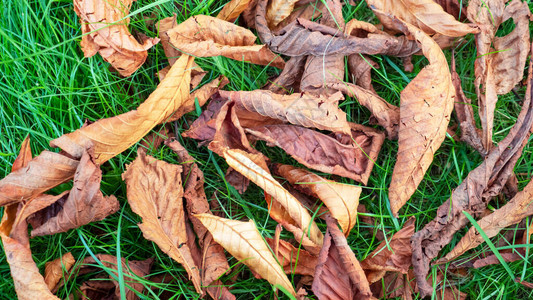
[{"x1": 1, "y1": 0, "x2": 532, "y2": 299}]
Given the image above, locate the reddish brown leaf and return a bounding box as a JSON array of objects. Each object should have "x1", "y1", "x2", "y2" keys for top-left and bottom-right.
[
  {"x1": 267, "y1": 55, "x2": 307, "y2": 93},
  {"x1": 347, "y1": 54, "x2": 378, "y2": 93},
  {"x1": 312, "y1": 215, "x2": 372, "y2": 299},
  {"x1": 266, "y1": 237, "x2": 318, "y2": 276},
  {"x1": 74, "y1": 0, "x2": 159, "y2": 76},
  {"x1": 44, "y1": 252, "x2": 76, "y2": 292}
]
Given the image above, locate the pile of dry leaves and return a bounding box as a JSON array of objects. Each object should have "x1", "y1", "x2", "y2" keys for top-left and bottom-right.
[{"x1": 1, "y1": 0, "x2": 532, "y2": 299}]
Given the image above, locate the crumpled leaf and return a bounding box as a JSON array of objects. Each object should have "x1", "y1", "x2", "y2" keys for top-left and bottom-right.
[
  {"x1": 220, "y1": 89, "x2": 351, "y2": 134},
  {"x1": 388, "y1": 17, "x2": 455, "y2": 216},
  {"x1": 347, "y1": 54, "x2": 378, "y2": 93},
  {"x1": 366, "y1": 0, "x2": 478, "y2": 37},
  {"x1": 167, "y1": 15, "x2": 284, "y2": 68},
  {"x1": 246, "y1": 123, "x2": 385, "y2": 184},
  {"x1": 157, "y1": 14, "x2": 181, "y2": 66},
  {"x1": 434, "y1": 0, "x2": 466, "y2": 20},
  {"x1": 30, "y1": 146, "x2": 120, "y2": 237},
  {"x1": 266, "y1": 0, "x2": 300, "y2": 27},
  {"x1": 79, "y1": 254, "x2": 153, "y2": 300},
  {"x1": 165, "y1": 139, "x2": 230, "y2": 287},
  {"x1": 255, "y1": 0, "x2": 420, "y2": 57},
  {"x1": 217, "y1": 0, "x2": 252, "y2": 22},
  {"x1": 312, "y1": 215, "x2": 372, "y2": 299},
  {"x1": 275, "y1": 164, "x2": 361, "y2": 236},
  {"x1": 223, "y1": 149, "x2": 323, "y2": 246},
  {"x1": 44, "y1": 252, "x2": 76, "y2": 292},
  {"x1": 411, "y1": 58, "x2": 533, "y2": 297},
  {"x1": 50, "y1": 54, "x2": 194, "y2": 164},
  {"x1": 361, "y1": 217, "x2": 415, "y2": 283},
  {"x1": 195, "y1": 214, "x2": 296, "y2": 296},
  {"x1": 266, "y1": 237, "x2": 318, "y2": 276},
  {"x1": 122, "y1": 149, "x2": 202, "y2": 293},
  {"x1": 468, "y1": 0, "x2": 530, "y2": 151},
  {"x1": 74, "y1": 0, "x2": 159, "y2": 76},
  {"x1": 438, "y1": 179, "x2": 533, "y2": 263},
  {"x1": 267, "y1": 55, "x2": 307, "y2": 93}
]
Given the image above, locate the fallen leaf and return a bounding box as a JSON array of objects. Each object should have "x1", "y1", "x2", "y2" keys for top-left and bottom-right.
[
  {"x1": 387, "y1": 17, "x2": 455, "y2": 216},
  {"x1": 157, "y1": 14, "x2": 181, "y2": 66},
  {"x1": 167, "y1": 15, "x2": 284, "y2": 68},
  {"x1": 44, "y1": 252, "x2": 76, "y2": 292},
  {"x1": 50, "y1": 54, "x2": 194, "y2": 164},
  {"x1": 271, "y1": 1, "x2": 324, "y2": 32},
  {"x1": 312, "y1": 215, "x2": 372, "y2": 299},
  {"x1": 74, "y1": 0, "x2": 159, "y2": 76},
  {"x1": 275, "y1": 164, "x2": 361, "y2": 236},
  {"x1": 266, "y1": 237, "x2": 318, "y2": 276},
  {"x1": 79, "y1": 280, "x2": 115, "y2": 300},
  {"x1": 223, "y1": 149, "x2": 323, "y2": 246},
  {"x1": 267, "y1": 55, "x2": 307, "y2": 93},
  {"x1": 122, "y1": 149, "x2": 202, "y2": 293},
  {"x1": 182, "y1": 93, "x2": 228, "y2": 142},
  {"x1": 246, "y1": 123, "x2": 385, "y2": 184},
  {"x1": 255, "y1": 0, "x2": 420, "y2": 57},
  {"x1": 434, "y1": 0, "x2": 466, "y2": 20},
  {"x1": 266, "y1": 0, "x2": 300, "y2": 27},
  {"x1": 347, "y1": 54, "x2": 378, "y2": 93},
  {"x1": 366, "y1": 0, "x2": 478, "y2": 37},
  {"x1": 220, "y1": 90, "x2": 352, "y2": 134},
  {"x1": 438, "y1": 179, "x2": 533, "y2": 263},
  {"x1": 195, "y1": 214, "x2": 296, "y2": 296},
  {"x1": 361, "y1": 217, "x2": 415, "y2": 283},
  {"x1": 515, "y1": 278, "x2": 533, "y2": 289},
  {"x1": 217, "y1": 0, "x2": 252, "y2": 22},
  {"x1": 411, "y1": 57, "x2": 533, "y2": 297}
]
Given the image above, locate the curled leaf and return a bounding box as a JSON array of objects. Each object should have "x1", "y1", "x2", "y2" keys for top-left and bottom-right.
[
  {"x1": 217, "y1": 0, "x2": 253, "y2": 22},
  {"x1": 74, "y1": 0, "x2": 159, "y2": 76},
  {"x1": 195, "y1": 214, "x2": 296, "y2": 296},
  {"x1": 266, "y1": 0, "x2": 300, "y2": 27},
  {"x1": 266, "y1": 237, "x2": 318, "y2": 276},
  {"x1": 44, "y1": 252, "x2": 76, "y2": 292}
]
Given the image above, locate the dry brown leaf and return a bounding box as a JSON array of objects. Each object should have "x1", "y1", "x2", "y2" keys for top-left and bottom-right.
[
  {"x1": 438, "y1": 179, "x2": 533, "y2": 263},
  {"x1": 223, "y1": 149, "x2": 323, "y2": 246},
  {"x1": 347, "y1": 54, "x2": 378, "y2": 93},
  {"x1": 366, "y1": 0, "x2": 478, "y2": 37},
  {"x1": 246, "y1": 123, "x2": 385, "y2": 184},
  {"x1": 272, "y1": 1, "x2": 324, "y2": 32},
  {"x1": 182, "y1": 94, "x2": 227, "y2": 142},
  {"x1": 220, "y1": 90, "x2": 352, "y2": 134},
  {"x1": 361, "y1": 217, "x2": 415, "y2": 283},
  {"x1": 256, "y1": 0, "x2": 420, "y2": 57},
  {"x1": 74, "y1": 0, "x2": 159, "y2": 76},
  {"x1": 312, "y1": 215, "x2": 372, "y2": 299},
  {"x1": 266, "y1": 237, "x2": 318, "y2": 276},
  {"x1": 329, "y1": 82, "x2": 400, "y2": 139},
  {"x1": 388, "y1": 17, "x2": 455, "y2": 216},
  {"x1": 434, "y1": 0, "x2": 466, "y2": 20},
  {"x1": 30, "y1": 146, "x2": 119, "y2": 237},
  {"x1": 217, "y1": 0, "x2": 253, "y2": 22},
  {"x1": 157, "y1": 14, "x2": 181, "y2": 66},
  {"x1": 167, "y1": 15, "x2": 284, "y2": 68},
  {"x1": 50, "y1": 54, "x2": 194, "y2": 164},
  {"x1": 268, "y1": 55, "x2": 307, "y2": 93},
  {"x1": 44, "y1": 252, "x2": 76, "y2": 292},
  {"x1": 195, "y1": 214, "x2": 296, "y2": 296},
  {"x1": 122, "y1": 149, "x2": 202, "y2": 293},
  {"x1": 266, "y1": 0, "x2": 300, "y2": 27},
  {"x1": 411, "y1": 57, "x2": 533, "y2": 297},
  {"x1": 275, "y1": 164, "x2": 361, "y2": 236}
]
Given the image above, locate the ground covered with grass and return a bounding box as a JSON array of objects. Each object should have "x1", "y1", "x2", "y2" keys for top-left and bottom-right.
[{"x1": 1, "y1": 0, "x2": 533, "y2": 299}]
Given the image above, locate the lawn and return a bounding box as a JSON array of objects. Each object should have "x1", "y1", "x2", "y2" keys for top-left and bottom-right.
[{"x1": 0, "y1": 0, "x2": 532, "y2": 299}]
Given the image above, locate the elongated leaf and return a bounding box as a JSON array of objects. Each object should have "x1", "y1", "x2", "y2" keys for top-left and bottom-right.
[
  {"x1": 74, "y1": 0, "x2": 159, "y2": 76},
  {"x1": 223, "y1": 149, "x2": 323, "y2": 245},
  {"x1": 195, "y1": 214, "x2": 296, "y2": 296},
  {"x1": 167, "y1": 15, "x2": 284, "y2": 68},
  {"x1": 122, "y1": 150, "x2": 202, "y2": 293},
  {"x1": 388, "y1": 17, "x2": 455, "y2": 216},
  {"x1": 275, "y1": 164, "x2": 361, "y2": 236},
  {"x1": 51, "y1": 55, "x2": 194, "y2": 164},
  {"x1": 366, "y1": 0, "x2": 478, "y2": 37}
]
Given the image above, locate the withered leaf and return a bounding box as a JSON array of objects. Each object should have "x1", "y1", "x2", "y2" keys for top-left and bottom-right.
[
  {"x1": 217, "y1": 0, "x2": 253, "y2": 22},
  {"x1": 388, "y1": 18, "x2": 455, "y2": 216},
  {"x1": 312, "y1": 215, "x2": 372, "y2": 299},
  {"x1": 267, "y1": 55, "x2": 307, "y2": 93},
  {"x1": 74, "y1": 0, "x2": 159, "y2": 77},
  {"x1": 220, "y1": 89, "x2": 352, "y2": 134},
  {"x1": 361, "y1": 217, "x2": 415, "y2": 283},
  {"x1": 30, "y1": 147, "x2": 119, "y2": 237},
  {"x1": 266, "y1": 237, "x2": 318, "y2": 276},
  {"x1": 411, "y1": 58, "x2": 533, "y2": 297},
  {"x1": 51, "y1": 55, "x2": 194, "y2": 164},
  {"x1": 122, "y1": 149, "x2": 202, "y2": 293},
  {"x1": 167, "y1": 15, "x2": 284, "y2": 68},
  {"x1": 367, "y1": 0, "x2": 478, "y2": 37},
  {"x1": 275, "y1": 164, "x2": 361, "y2": 236},
  {"x1": 266, "y1": 0, "x2": 300, "y2": 27},
  {"x1": 255, "y1": 0, "x2": 420, "y2": 57},
  {"x1": 246, "y1": 123, "x2": 385, "y2": 184},
  {"x1": 438, "y1": 179, "x2": 533, "y2": 263},
  {"x1": 195, "y1": 214, "x2": 296, "y2": 296},
  {"x1": 44, "y1": 252, "x2": 76, "y2": 292},
  {"x1": 157, "y1": 14, "x2": 181, "y2": 66},
  {"x1": 347, "y1": 54, "x2": 378, "y2": 93},
  {"x1": 434, "y1": 0, "x2": 466, "y2": 20},
  {"x1": 223, "y1": 149, "x2": 323, "y2": 246}
]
